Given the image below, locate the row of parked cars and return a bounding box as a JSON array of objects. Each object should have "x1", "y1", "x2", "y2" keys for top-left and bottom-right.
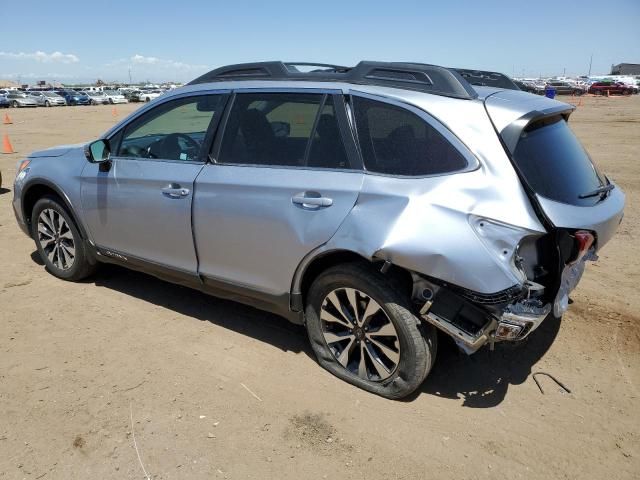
[
  {"x1": 514, "y1": 79, "x2": 639, "y2": 96},
  {"x1": 0, "y1": 88, "x2": 168, "y2": 108}
]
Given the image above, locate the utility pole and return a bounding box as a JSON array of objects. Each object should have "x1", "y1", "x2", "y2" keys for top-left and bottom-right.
[
  {"x1": 588, "y1": 53, "x2": 593, "y2": 76},
  {"x1": 128, "y1": 67, "x2": 132, "y2": 85}
]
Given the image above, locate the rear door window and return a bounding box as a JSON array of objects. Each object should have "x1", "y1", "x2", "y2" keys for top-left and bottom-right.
[
  {"x1": 352, "y1": 96, "x2": 469, "y2": 176},
  {"x1": 512, "y1": 115, "x2": 607, "y2": 206},
  {"x1": 218, "y1": 92, "x2": 352, "y2": 169}
]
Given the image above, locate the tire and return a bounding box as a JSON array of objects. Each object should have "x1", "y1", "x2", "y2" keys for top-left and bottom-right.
[
  {"x1": 45, "y1": 100, "x2": 51, "y2": 107},
  {"x1": 12, "y1": 100, "x2": 18, "y2": 108},
  {"x1": 31, "y1": 196, "x2": 95, "y2": 282},
  {"x1": 305, "y1": 263, "x2": 437, "y2": 399},
  {"x1": 595, "y1": 90, "x2": 603, "y2": 96},
  {"x1": 145, "y1": 97, "x2": 150, "y2": 102},
  {"x1": 623, "y1": 90, "x2": 631, "y2": 96}
]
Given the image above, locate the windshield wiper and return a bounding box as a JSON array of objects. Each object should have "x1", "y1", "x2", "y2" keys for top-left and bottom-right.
[{"x1": 578, "y1": 183, "x2": 614, "y2": 199}]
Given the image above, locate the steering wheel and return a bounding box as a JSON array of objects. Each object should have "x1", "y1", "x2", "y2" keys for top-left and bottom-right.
[{"x1": 159, "y1": 133, "x2": 201, "y2": 160}]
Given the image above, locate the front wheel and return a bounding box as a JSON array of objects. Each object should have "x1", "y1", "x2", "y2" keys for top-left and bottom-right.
[
  {"x1": 305, "y1": 263, "x2": 437, "y2": 399},
  {"x1": 12, "y1": 100, "x2": 19, "y2": 108},
  {"x1": 32, "y1": 196, "x2": 95, "y2": 281},
  {"x1": 45, "y1": 100, "x2": 51, "y2": 107}
]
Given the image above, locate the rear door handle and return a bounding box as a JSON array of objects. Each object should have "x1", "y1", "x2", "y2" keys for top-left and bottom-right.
[
  {"x1": 162, "y1": 184, "x2": 190, "y2": 198},
  {"x1": 291, "y1": 192, "x2": 333, "y2": 209}
]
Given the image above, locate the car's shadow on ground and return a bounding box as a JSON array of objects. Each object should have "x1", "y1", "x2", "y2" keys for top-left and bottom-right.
[
  {"x1": 413, "y1": 315, "x2": 561, "y2": 407},
  {"x1": 92, "y1": 263, "x2": 310, "y2": 355},
  {"x1": 32, "y1": 254, "x2": 560, "y2": 407}
]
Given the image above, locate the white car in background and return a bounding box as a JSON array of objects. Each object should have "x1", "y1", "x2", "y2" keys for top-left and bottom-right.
[
  {"x1": 139, "y1": 89, "x2": 163, "y2": 102},
  {"x1": 103, "y1": 90, "x2": 128, "y2": 104}
]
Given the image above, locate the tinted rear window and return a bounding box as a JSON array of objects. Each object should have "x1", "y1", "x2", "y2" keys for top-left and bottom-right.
[
  {"x1": 352, "y1": 97, "x2": 468, "y2": 176},
  {"x1": 513, "y1": 116, "x2": 607, "y2": 206}
]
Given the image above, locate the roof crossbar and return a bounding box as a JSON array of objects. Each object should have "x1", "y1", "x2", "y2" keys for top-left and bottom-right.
[{"x1": 188, "y1": 61, "x2": 479, "y2": 100}]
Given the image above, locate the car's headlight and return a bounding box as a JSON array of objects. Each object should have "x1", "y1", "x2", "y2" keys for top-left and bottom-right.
[{"x1": 15, "y1": 159, "x2": 31, "y2": 184}]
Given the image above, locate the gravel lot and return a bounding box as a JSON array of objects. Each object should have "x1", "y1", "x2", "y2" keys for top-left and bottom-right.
[{"x1": 1, "y1": 96, "x2": 638, "y2": 479}]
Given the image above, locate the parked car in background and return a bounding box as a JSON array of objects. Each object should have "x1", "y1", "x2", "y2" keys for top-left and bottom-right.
[
  {"x1": 588, "y1": 82, "x2": 635, "y2": 96},
  {"x1": 54, "y1": 90, "x2": 91, "y2": 106},
  {"x1": 0, "y1": 95, "x2": 10, "y2": 108},
  {"x1": 83, "y1": 91, "x2": 110, "y2": 105},
  {"x1": 514, "y1": 80, "x2": 545, "y2": 95},
  {"x1": 28, "y1": 91, "x2": 67, "y2": 107},
  {"x1": 12, "y1": 61, "x2": 625, "y2": 399},
  {"x1": 103, "y1": 90, "x2": 129, "y2": 104},
  {"x1": 6, "y1": 92, "x2": 38, "y2": 108},
  {"x1": 546, "y1": 81, "x2": 585, "y2": 95},
  {"x1": 138, "y1": 89, "x2": 163, "y2": 102},
  {"x1": 125, "y1": 89, "x2": 143, "y2": 102}
]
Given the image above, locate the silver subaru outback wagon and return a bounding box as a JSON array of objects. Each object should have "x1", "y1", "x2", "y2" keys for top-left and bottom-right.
[{"x1": 13, "y1": 61, "x2": 624, "y2": 399}]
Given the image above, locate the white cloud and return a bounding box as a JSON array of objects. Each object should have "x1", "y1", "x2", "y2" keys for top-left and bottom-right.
[
  {"x1": 129, "y1": 54, "x2": 207, "y2": 71},
  {"x1": 0, "y1": 50, "x2": 80, "y2": 64}
]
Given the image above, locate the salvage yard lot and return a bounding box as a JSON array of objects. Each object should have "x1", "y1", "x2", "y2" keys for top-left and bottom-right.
[{"x1": 1, "y1": 97, "x2": 639, "y2": 479}]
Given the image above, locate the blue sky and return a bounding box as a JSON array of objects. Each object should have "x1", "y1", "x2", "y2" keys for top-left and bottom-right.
[{"x1": 1, "y1": 0, "x2": 638, "y2": 84}]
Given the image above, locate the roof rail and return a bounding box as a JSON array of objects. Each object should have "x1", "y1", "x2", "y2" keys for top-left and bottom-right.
[
  {"x1": 188, "y1": 61, "x2": 479, "y2": 100},
  {"x1": 454, "y1": 69, "x2": 520, "y2": 91}
]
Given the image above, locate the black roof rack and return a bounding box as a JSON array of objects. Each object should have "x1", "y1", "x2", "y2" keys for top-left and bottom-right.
[
  {"x1": 188, "y1": 61, "x2": 479, "y2": 100},
  {"x1": 453, "y1": 69, "x2": 520, "y2": 91}
]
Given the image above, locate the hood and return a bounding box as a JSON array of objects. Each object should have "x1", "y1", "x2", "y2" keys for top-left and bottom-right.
[{"x1": 28, "y1": 143, "x2": 85, "y2": 158}]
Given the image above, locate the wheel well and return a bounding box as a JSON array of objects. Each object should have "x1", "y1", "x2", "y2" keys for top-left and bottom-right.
[
  {"x1": 22, "y1": 184, "x2": 84, "y2": 239},
  {"x1": 298, "y1": 250, "x2": 414, "y2": 309}
]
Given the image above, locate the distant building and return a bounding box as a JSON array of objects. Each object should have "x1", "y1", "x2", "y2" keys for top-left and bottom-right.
[{"x1": 610, "y1": 63, "x2": 640, "y2": 75}]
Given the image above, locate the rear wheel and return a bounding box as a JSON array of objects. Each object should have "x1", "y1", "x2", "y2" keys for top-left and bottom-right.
[
  {"x1": 45, "y1": 100, "x2": 51, "y2": 107},
  {"x1": 305, "y1": 263, "x2": 436, "y2": 399},
  {"x1": 12, "y1": 100, "x2": 18, "y2": 108},
  {"x1": 32, "y1": 196, "x2": 95, "y2": 281}
]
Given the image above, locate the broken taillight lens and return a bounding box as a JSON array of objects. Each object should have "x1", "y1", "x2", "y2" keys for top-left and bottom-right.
[{"x1": 573, "y1": 230, "x2": 594, "y2": 263}]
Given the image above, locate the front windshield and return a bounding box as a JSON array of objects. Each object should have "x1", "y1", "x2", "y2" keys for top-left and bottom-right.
[{"x1": 44, "y1": 92, "x2": 58, "y2": 97}]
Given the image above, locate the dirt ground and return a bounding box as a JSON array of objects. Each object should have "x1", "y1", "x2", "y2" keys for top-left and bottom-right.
[{"x1": 1, "y1": 96, "x2": 638, "y2": 480}]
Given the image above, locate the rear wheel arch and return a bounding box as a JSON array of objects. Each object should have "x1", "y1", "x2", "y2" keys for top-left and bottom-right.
[{"x1": 292, "y1": 249, "x2": 414, "y2": 312}]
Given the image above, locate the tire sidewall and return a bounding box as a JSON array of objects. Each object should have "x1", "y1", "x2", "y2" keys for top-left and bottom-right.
[
  {"x1": 31, "y1": 196, "x2": 89, "y2": 281},
  {"x1": 305, "y1": 264, "x2": 435, "y2": 399}
]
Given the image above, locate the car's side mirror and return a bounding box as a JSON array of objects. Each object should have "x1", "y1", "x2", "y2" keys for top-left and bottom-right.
[{"x1": 84, "y1": 139, "x2": 111, "y2": 163}]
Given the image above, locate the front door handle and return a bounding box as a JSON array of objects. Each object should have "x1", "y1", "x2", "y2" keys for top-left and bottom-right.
[
  {"x1": 162, "y1": 184, "x2": 190, "y2": 198},
  {"x1": 292, "y1": 192, "x2": 333, "y2": 209}
]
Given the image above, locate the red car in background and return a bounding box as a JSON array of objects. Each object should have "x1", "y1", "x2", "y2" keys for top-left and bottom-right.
[{"x1": 588, "y1": 82, "x2": 635, "y2": 96}]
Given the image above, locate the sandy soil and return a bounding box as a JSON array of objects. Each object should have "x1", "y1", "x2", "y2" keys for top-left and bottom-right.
[{"x1": 1, "y1": 96, "x2": 638, "y2": 479}]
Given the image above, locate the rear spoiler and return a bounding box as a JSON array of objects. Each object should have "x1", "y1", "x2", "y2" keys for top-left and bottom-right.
[
  {"x1": 499, "y1": 105, "x2": 575, "y2": 154},
  {"x1": 483, "y1": 89, "x2": 575, "y2": 154}
]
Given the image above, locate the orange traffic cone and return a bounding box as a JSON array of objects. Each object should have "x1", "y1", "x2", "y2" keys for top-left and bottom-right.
[
  {"x1": 578, "y1": 97, "x2": 583, "y2": 107},
  {"x1": 2, "y1": 134, "x2": 15, "y2": 154},
  {"x1": 3, "y1": 113, "x2": 12, "y2": 125},
  {"x1": 606, "y1": 89, "x2": 610, "y2": 97},
  {"x1": 111, "y1": 107, "x2": 118, "y2": 117}
]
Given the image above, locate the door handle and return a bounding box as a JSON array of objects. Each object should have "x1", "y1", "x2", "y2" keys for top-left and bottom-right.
[
  {"x1": 291, "y1": 192, "x2": 333, "y2": 209},
  {"x1": 162, "y1": 184, "x2": 190, "y2": 198}
]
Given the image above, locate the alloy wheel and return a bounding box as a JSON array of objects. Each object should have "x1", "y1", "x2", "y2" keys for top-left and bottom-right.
[
  {"x1": 37, "y1": 209, "x2": 76, "y2": 271},
  {"x1": 320, "y1": 288, "x2": 400, "y2": 382}
]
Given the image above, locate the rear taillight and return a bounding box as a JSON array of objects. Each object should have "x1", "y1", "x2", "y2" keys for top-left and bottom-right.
[{"x1": 573, "y1": 230, "x2": 594, "y2": 263}]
